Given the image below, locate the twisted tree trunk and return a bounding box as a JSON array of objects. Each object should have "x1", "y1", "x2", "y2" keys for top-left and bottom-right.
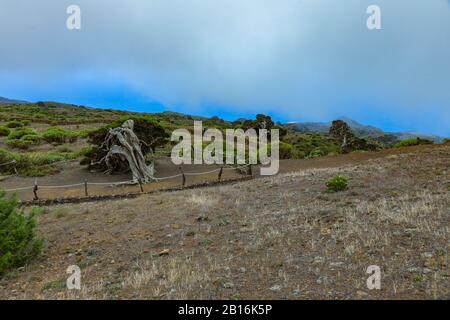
[{"x1": 99, "y1": 120, "x2": 155, "y2": 182}]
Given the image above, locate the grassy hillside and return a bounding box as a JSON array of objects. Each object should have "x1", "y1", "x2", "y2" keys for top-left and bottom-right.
[
  {"x1": 0, "y1": 102, "x2": 445, "y2": 178},
  {"x1": 0, "y1": 102, "x2": 339, "y2": 176}
]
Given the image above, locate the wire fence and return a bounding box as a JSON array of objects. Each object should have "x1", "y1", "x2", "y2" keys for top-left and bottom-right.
[
  {"x1": 0, "y1": 160, "x2": 17, "y2": 167},
  {"x1": 1, "y1": 163, "x2": 252, "y2": 200}
]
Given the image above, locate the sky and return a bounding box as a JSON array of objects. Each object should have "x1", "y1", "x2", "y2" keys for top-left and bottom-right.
[{"x1": 0, "y1": 0, "x2": 449, "y2": 136}]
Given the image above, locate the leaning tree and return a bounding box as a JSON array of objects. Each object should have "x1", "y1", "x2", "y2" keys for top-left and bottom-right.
[
  {"x1": 82, "y1": 116, "x2": 168, "y2": 182},
  {"x1": 329, "y1": 120, "x2": 378, "y2": 153}
]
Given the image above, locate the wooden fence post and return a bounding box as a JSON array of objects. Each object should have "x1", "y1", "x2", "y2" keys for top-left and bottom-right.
[
  {"x1": 138, "y1": 179, "x2": 144, "y2": 192},
  {"x1": 248, "y1": 164, "x2": 253, "y2": 176},
  {"x1": 12, "y1": 160, "x2": 18, "y2": 175},
  {"x1": 182, "y1": 173, "x2": 186, "y2": 187},
  {"x1": 84, "y1": 180, "x2": 88, "y2": 197},
  {"x1": 33, "y1": 179, "x2": 39, "y2": 201},
  {"x1": 218, "y1": 167, "x2": 223, "y2": 181}
]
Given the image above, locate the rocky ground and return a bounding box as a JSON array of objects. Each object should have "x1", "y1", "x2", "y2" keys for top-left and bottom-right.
[{"x1": 0, "y1": 144, "x2": 449, "y2": 299}]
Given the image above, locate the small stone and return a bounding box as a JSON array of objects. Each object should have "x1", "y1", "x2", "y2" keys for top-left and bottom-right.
[
  {"x1": 314, "y1": 256, "x2": 325, "y2": 264},
  {"x1": 269, "y1": 285, "x2": 282, "y2": 292},
  {"x1": 158, "y1": 249, "x2": 170, "y2": 256},
  {"x1": 196, "y1": 215, "x2": 209, "y2": 222},
  {"x1": 407, "y1": 267, "x2": 422, "y2": 273},
  {"x1": 357, "y1": 290, "x2": 368, "y2": 297},
  {"x1": 421, "y1": 252, "x2": 433, "y2": 259},
  {"x1": 320, "y1": 228, "x2": 332, "y2": 236},
  {"x1": 222, "y1": 282, "x2": 234, "y2": 289},
  {"x1": 330, "y1": 262, "x2": 344, "y2": 268}
]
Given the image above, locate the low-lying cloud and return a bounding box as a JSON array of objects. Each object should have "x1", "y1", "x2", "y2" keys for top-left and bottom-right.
[{"x1": 0, "y1": 0, "x2": 449, "y2": 136}]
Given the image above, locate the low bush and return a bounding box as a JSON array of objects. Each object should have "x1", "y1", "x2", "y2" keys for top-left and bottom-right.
[
  {"x1": 264, "y1": 142, "x2": 294, "y2": 160},
  {"x1": 0, "y1": 191, "x2": 43, "y2": 275},
  {"x1": 326, "y1": 175, "x2": 348, "y2": 192},
  {"x1": 0, "y1": 126, "x2": 10, "y2": 137},
  {"x1": 0, "y1": 148, "x2": 81, "y2": 176},
  {"x1": 6, "y1": 121, "x2": 24, "y2": 129},
  {"x1": 283, "y1": 133, "x2": 340, "y2": 159},
  {"x1": 6, "y1": 139, "x2": 34, "y2": 150},
  {"x1": 278, "y1": 142, "x2": 294, "y2": 160},
  {"x1": 306, "y1": 148, "x2": 324, "y2": 159},
  {"x1": 19, "y1": 165, "x2": 59, "y2": 177},
  {"x1": 6, "y1": 128, "x2": 41, "y2": 150},
  {"x1": 77, "y1": 129, "x2": 96, "y2": 138},
  {"x1": 21, "y1": 134, "x2": 41, "y2": 145},
  {"x1": 41, "y1": 126, "x2": 78, "y2": 144},
  {"x1": 394, "y1": 138, "x2": 433, "y2": 148},
  {"x1": 8, "y1": 127, "x2": 36, "y2": 140},
  {"x1": 56, "y1": 145, "x2": 73, "y2": 153}
]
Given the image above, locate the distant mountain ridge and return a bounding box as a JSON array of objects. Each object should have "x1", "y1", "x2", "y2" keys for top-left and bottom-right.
[
  {"x1": 0, "y1": 96, "x2": 444, "y2": 141},
  {"x1": 0, "y1": 96, "x2": 28, "y2": 104},
  {"x1": 285, "y1": 117, "x2": 444, "y2": 143}
]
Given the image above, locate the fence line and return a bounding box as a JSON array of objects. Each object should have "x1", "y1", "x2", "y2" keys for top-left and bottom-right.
[
  {"x1": 38, "y1": 183, "x2": 85, "y2": 189},
  {"x1": 0, "y1": 160, "x2": 17, "y2": 167},
  {"x1": 154, "y1": 173, "x2": 183, "y2": 181},
  {"x1": 2, "y1": 164, "x2": 252, "y2": 194},
  {"x1": 3, "y1": 186, "x2": 34, "y2": 192},
  {"x1": 86, "y1": 180, "x2": 135, "y2": 186}
]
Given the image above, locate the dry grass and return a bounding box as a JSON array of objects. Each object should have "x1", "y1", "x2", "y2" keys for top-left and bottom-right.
[{"x1": 1, "y1": 144, "x2": 449, "y2": 300}]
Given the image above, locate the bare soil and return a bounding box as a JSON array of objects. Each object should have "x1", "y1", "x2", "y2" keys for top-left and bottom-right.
[{"x1": 0, "y1": 144, "x2": 449, "y2": 300}]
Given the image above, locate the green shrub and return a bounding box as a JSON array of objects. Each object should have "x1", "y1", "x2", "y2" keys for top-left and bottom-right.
[
  {"x1": 19, "y1": 166, "x2": 59, "y2": 177},
  {"x1": 57, "y1": 145, "x2": 73, "y2": 153},
  {"x1": 0, "y1": 148, "x2": 80, "y2": 176},
  {"x1": 0, "y1": 191, "x2": 43, "y2": 275},
  {"x1": 283, "y1": 133, "x2": 340, "y2": 159},
  {"x1": 21, "y1": 134, "x2": 41, "y2": 145},
  {"x1": 264, "y1": 142, "x2": 293, "y2": 160},
  {"x1": 6, "y1": 128, "x2": 41, "y2": 150},
  {"x1": 8, "y1": 127, "x2": 36, "y2": 140},
  {"x1": 306, "y1": 148, "x2": 324, "y2": 159},
  {"x1": 6, "y1": 139, "x2": 34, "y2": 150},
  {"x1": 6, "y1": 121, "x2": 24, "y2": 128},
  {"x1": 278, "y1": 142, "x2": 293, "y2": 160},
  {"x1": 0, "y1": 148, "x2": 19, "y2": 161},
  {"x1": 0, "y1": 126, "x2": 10, "y2": 137},
  {"x1": 394, "y1": 138, "x2": 433, "y2": 148},
  {"x1": 41, "y1": 126, "x2": 78, "y2": 144},
  {"x1": 77, "y1": 129, "x2": 95, "y2": 138},
  {"x1": 326, "y1": 175, "x2": 348, "y2": 192}
]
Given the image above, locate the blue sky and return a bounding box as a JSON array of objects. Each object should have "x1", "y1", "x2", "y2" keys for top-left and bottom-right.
[{"x1": 0, "y1": 0, "x2": 449, "y2": 136}]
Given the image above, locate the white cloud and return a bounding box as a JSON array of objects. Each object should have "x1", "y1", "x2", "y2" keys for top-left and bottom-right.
[{"x1": 0, "y1": 0, "x2": 449, "y2": 135}]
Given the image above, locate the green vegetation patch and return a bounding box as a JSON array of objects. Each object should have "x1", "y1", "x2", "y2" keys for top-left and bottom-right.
[
  {"x1": 41, "y1": 126, "x2": 78, "y2": 144},
  {"x1": 0, "y1": 191, "x2": 43, "y2": 275},
  {"x1": 0, "y1": 126, "x2": 10, "y2": 137},
  {"x1": 326, "y1": 175, "x2": 348, "y2": 192},
  {"x1": 394, "y1": 138, "x2": 434, "y2": 148},
  {"x1": 0, "y1": 148, "x2": 82, "y2": 177}
]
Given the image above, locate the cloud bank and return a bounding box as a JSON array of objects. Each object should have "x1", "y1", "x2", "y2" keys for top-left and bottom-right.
[{"x1": 0, "y1": 0, "x2": 449, "y2": 135}]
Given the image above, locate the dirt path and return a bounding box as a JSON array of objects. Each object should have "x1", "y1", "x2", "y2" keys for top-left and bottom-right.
[{"x1": 0, "y1": 144, "x2": 443, "y2": 201}]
